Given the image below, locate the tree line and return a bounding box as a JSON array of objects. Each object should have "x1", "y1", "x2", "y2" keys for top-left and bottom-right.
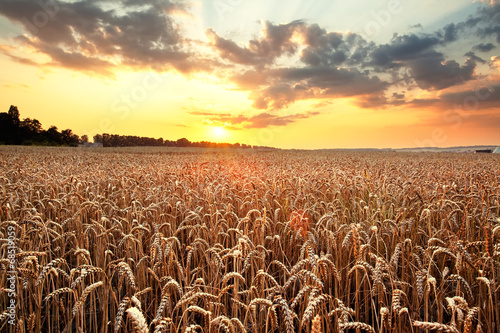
[
  {"x1": 1, "y1": 106, "x2": 274, "y2": 149},
  {"x1": 93, "y1": 134, "x2": 264, "y2": 149},
  {"x1": 0, "y1": 105, "x2": 85, "y2": 146}
]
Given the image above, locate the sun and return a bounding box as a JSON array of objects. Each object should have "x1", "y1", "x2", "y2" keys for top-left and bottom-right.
[{"x1": 211, "y1": 126, "x2": 228, "y2": 140}]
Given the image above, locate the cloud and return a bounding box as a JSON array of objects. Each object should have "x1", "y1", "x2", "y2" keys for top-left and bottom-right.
[
  {"x1": 473, "y1": 42, "x2": 496, "y2": 52},
  {"x1": 229, "y1": 70, "x2": 269, "y2": 90},
  {"x1": 369, "y1": 34, "x2": 441, "y2": 68},
  {"x1": 491, "y1": 56, "x2": 500, "y2": 69},
  {"x1": 1, "y1": 0, "x2": 499, "y2": 119},
  {"x1": 205, "y1": 20, "x2": 304, "y2": 67},
  {"x1": 250, "y1": 83, "x2": 301, "y2": 110},
  {"x1": 406, "y1": 80, "x2": 500, "y2": 109},
  {"x1": 440, "y1": 83, "x2": 500, "y2": 107},
  {"x1": 246, "y1": 66, "x2": 388, "y2": 110},
  {"x1": 409, "y1": 23, "x2": 423, "y2": 30},
  {"x1": 298, "y1": 24, "x2": 365, "y2": 67},
  {"x1": 204, "y1": 21, "x2": 388, "y2": 111},
  {"x1": 194, "y1": 110, "x2": 321, "y2": 129},
  {"x1": 407, "y1": 55, "x2": 476, "y2": 90},
  {"x1": 478, "y1": 26, "x2": 500, "y2": 43},
  {"x1": 0, "y1": 44, "x2": 40, "y2": 66},
  {"x1": 188, "y1": 111, "x2": 231, "y2": 117},
  {"x1": 464, "y1": 51, "x2": 486, "y2": 64},
  {"x1": 442, "y1": 23, "x2": 459, "y2": 43},
  {"x1": 475, "y1": 4, "x2": 500, "y2": 43},
  {"x1": 212, "y1": 10, "x2": 493, "y2": 111},
  {"x1": 406, "y1": 98, "x2": 441, "y2": 108},
  {"x1": 0, "y1": 0, "x2": 208, "y2": 75}
]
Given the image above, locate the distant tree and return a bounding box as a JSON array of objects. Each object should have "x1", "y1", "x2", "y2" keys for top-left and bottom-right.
[
  {"x1": 61, "y1": 129, "x2": 80, "y2": 146},
  {"x1": 91, "y1": 132, "x2": 254, "y2": 149},
  {"x1": 44, "y1": 126, "x2": 63, "y2": 144},
  {"x1": 0, "y1": 105, "x2": 89, "y2": 146},
  {"x1": 80, "y1": 135, "x2": 89, "y2": 144},
  {"x1": 8, "y1": 105, "x2": 20, "y2": 127},
  {"x1": 93, "y1": 134, "x2": 103, "y2": 143},
  {"x1": 101, "y1": 133, "x2": 111, "y2": 147},
  {"x1": 163, "y1": 139, "x2": 175, "y2": 147},
  {"x1": 176, "y1": 137, "x2": 191, "y2": 147},
  {"x1": 21, "y1": 118, "x2": 42, "y2": 134},
  {"x1": 0, "y1": 106, "x2": 23, "y2": 144},
  {"x1": 18, "y1": 118, "x2": 43, "y2": 144}
]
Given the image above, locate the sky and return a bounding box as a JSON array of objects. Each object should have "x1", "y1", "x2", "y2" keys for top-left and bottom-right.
[{"x1": 0, "y1": 0, "x2": 499, "y2": 149}]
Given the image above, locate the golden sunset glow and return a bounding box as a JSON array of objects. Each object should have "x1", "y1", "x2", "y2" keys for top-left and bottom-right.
[
  {"x1": 0, "y1": 0, "x2": 499, "y2": 148},
  {"x1": 211, "y1": 126, "x2": 228, "y2": 139}
]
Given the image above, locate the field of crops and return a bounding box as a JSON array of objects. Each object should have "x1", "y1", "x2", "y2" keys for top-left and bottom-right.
[{"x1": 0, "y1": 146, "x2": 499, "y2": 332}]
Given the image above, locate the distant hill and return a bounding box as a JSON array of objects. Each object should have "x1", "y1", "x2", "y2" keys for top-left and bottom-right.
[
  {"x1": 315, "y1": 145, "x2": 499, "y2": 153},
  {"x1": 394, "y1": 145, "x2": 499, "y2": 153}
]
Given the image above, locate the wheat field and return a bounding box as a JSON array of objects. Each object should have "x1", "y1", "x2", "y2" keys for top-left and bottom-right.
[{"x1": 0, "y1": 146, "x2": 499, "y2": 332}]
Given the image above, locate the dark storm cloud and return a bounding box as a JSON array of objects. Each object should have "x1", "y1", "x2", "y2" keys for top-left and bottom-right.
[
  {"x1": 473, "y1": 42, "x2": 496, "y2": 52},
  {"x1": 220, "y1": 16, "x2": 485, "y2": 108},
  {"x1": 368, "y1": 34, "x2": 441, "y2": 67},
  {"x1": 442, "y1": 23, "x2": 459, "y2": 43},
  {"x1": 407, "y1": 55, "x2": 476, "y2": 90},
  {"x1": 245, "y1": 66, "x2": 388, "y2": 110},
  {"x1": 206, "y1": 21, "x2": 388, "y2": 110},
  {"x1": 299, "y1": 26, "x2": 375, "y2": 69},
  {"x1": 464, "y1": 51, "x2": 486, "y2": 64},
  {"x1": 209, "y1": 10, "x2": 491, "y2": 111},
  {"x1": 363, "y1": 26, "x2": 487, "y2": 90},
  {"x1": 205, "y1": 20, "x2": 304, "y2": 67},
  {"x1": 475, "y1": 4, "x2": 500, "y2": 43},
  {"x1": 478, "y1": 26, "x2": 500, "y2": 43},
  {"x1": 298, "y1": 24, "x2": 367, "y2": 67},
  {"x1": 362, "y1": 4, "x2": 500, "y2": 90},
  {"x1": 0, "y1": 0, "x2": 207, "y2": 75}
]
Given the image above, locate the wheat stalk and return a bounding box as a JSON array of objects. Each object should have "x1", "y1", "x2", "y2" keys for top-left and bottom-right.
[{"x1": 126, "y1": 307, "x2": 149, "y2": 333}]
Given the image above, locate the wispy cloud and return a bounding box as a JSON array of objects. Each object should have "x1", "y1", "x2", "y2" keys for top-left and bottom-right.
[{"x1": 190, "y1": 110, "x2": 321, "y2": 129}]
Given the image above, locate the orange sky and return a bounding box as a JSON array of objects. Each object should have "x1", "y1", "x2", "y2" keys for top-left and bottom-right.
[{"x1": 0, "y1": 0, "x2": 499, "y2": 149}]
